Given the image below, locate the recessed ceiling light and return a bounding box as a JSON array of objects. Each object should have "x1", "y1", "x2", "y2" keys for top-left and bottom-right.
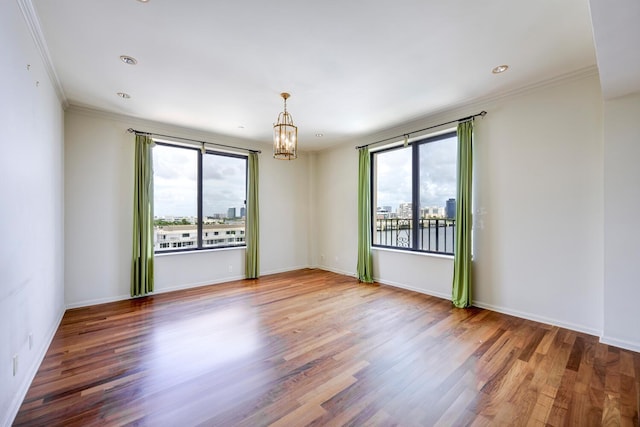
[
  {"x1": 120, "y1": 55, "x2": 138, "y2": 65},
  {"x1": 137, "y1": 0, "x2": 150, "y2": 3},
  {"x1": 492, "y1": 64, "x2": 509, "y2": 74},
  {"x1": 315, "y1": 133, "x2": 324, "y2": 137},
  {"x1": 117, "y1": 92, "x2": 131, "y2": 99},
  {"x1": 237, "y1": 125, "x2": 245, "y2": 129}
]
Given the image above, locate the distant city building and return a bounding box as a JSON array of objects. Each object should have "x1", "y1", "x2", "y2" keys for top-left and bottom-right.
[
  {"x1": 445, "y1": 198, "x2": 456, "y2": 219},
  {"x1": 421, "y1": 206, "x2": 445, "y2": 218},
  {"x1": 376, "y1": 206, "x2": 391, "y2": 219},
  {"x1": 227, "y1": 207, "x2": 236, "y2": 218},
  {"x1": 154, "y1": 224, "x2": 245, "y2": 251},
  {"x1": 240, "y1": 207, "x2": 246, "y2": 218},
  {"x1": 398, "y1": 202, "x2": 412, "y2": 219}
]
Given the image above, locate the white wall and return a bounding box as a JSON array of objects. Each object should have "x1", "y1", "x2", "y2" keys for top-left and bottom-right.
[
  {"x1": 64, "y1": 108, "x2": 311, "y2": 307},
  {"x1": 472, "y1": 74, "x2": 603, "y2": 335},
  {"x1": 0, "y1": 1, "x2": 65, "y2": 424},
  {"x1": 602, "y1": 92, "x2": 640, "y2": 351},
  {"x1": 64, "y1": 110, "x2": 134, "y2": 305},
  {"x1": 259, "y1": 146, "x2": 311, "y2": 274},
  {"x1": 315, "y1": 143, "x2": 359, "y2": 275},
  {"x1": 315, "y1": 72, "x2": 604, "y2": 336}
]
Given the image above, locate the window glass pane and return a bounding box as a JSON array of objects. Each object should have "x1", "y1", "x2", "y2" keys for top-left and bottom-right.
[
  {"x1": 202, "y1": 154, "x2": 246, "y2": 248},
  {"x1": 153, "y1": 144, "x2": 198, "y2": 252},
  {"x1": 418, "y1": 135, "x2": 457, "y2": 253},
  {"x1": 151, "y1": 143, "x2": 248, "y2": 253},
  {"x1": 373, "y1": 146, "x2": 412, "y2": 248},
  {"x1": 371, "y1": 131, "x2": 458, "y2": 255}
]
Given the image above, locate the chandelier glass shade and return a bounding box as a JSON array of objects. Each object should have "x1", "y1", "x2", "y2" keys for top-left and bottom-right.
[{"x1": 273, "y1": 92, "x2": 297, "y2": 160}]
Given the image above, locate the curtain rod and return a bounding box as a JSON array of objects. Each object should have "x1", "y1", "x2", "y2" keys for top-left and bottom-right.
[
  {"x1": 355, "y1": 110, "x2": 487, "y2": 150},
  {"x1": 127, "y1": 128, "x2": 262, "y2": 154}
]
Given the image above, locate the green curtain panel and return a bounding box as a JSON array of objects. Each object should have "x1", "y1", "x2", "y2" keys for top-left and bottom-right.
[
  {"x1": 131, "y1": 134, "x2": 155, "y2": 297},
  {"x1": 452, "y1": 120, "x2": 473, "y2": 308},
  {"x1": 245, "y1": 152, "x2": 260, "y2": 279},
  {"x1": 357, "y1": 148, "x2": 374, "y2": 283}
]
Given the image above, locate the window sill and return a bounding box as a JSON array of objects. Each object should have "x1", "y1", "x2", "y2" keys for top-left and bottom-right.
[
  {"x1": 155, "y1": 246, "x2": 246, "y2": 257},
  {"x1": 372, "y1": 246, "x2": 454, "y2": 260}
]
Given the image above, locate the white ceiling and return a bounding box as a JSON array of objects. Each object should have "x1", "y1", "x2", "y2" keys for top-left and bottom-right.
[
  {"x1": 32, "y1": 0, "x2": 599, "y2": 150},
  {"x1": 589, "y1": 0, "x2": 640, "y2": 100}
]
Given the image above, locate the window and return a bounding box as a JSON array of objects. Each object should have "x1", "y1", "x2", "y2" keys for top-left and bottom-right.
[
  {"x1": 371, "y1": 131, "x2": 457, "y2": 254},
  {"x1": 153, "y1": 142, "x2": 247, "y2": 253}
]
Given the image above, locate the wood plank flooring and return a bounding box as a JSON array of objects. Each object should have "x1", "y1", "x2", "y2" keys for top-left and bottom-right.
[{"x1": 13, "y1": 269, "x2": 640, "y2": 426}]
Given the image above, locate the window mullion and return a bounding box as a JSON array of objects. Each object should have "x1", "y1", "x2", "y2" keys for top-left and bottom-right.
[
  {"x1": 411, "y1": 142, "x2": 419, "y2": 250},
  {"x1": 370, "y1": 151, "x2": 376, "y2": 246},
  {"x1": 197, "y1": 150, "x2": 203, "y2": 248}
]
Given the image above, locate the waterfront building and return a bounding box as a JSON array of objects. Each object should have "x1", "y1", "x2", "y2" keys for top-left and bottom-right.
[
  {"x1": 154, "y1": 223, "x2": 245, "y2": 251},
  {"x1": 445, "y1": 198, "x2": 456, "y2": 219},
  {"x1": 398, "y1": 202, "x2": 412, "y2": 219}
]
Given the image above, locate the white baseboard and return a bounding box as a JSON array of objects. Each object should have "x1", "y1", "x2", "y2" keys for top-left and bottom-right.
[
  {"x1": 4, "y1": 306, "x2": 65, "y2": 427},
  {"x1": 66, "y1": 268, "x2": 635, "y2": 356},
  {"x1": 66, "y1": 293, "x2": 130, "y2": 309},
  {"x1": 65, "y1": 275, "x2": 247, "y2": 309},
  {"x1": 154, "y1": 275, "x2": 245, "y2": 295},
  {"x1": 65, "y1": 268, "x2": 314, "y2": 310},
  {"x1": 599, "y1": 335, "x2": 640, "y2": 353},
  {"x1": 471, "y1": 300, "x2": 601, "y2": 337},
  {"x1": 373, "y1": 277, "x2": 451, "y2": 301},
  {"x1": 261, "y1": 265, "x2": 313, "y2": 276},
  {"x1": 370, "y1": 277, "x2": 603, "y2": 340},
  {"x1": 12, "y1": 268, "x2": 637, "y2": 427}
]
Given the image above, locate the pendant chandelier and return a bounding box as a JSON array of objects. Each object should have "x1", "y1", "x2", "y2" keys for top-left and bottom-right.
[{"x1": 273, "y1": 92, "x2": 297, "y2": 160}]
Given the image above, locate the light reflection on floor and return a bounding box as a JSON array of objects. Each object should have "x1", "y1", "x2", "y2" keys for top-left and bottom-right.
[{"x1": 148, "y1": 305, "x2": 260, "y2": 381}]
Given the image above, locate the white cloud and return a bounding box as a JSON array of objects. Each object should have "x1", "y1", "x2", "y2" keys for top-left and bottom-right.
[
  {"x1": 153, "y1": 145, "x2": 246, "y2": 217},
  {"x1": 374, "y1": 134, "x2": 456, "y2": 212}
]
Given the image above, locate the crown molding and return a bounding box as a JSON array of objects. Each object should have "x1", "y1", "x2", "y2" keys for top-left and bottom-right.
[
  {"x1": 66, "y1": 62, "x2": 597, "y2": 153},
  {"x1": 16, "y1": 0, "x2": 68, "y2": 108},
  {"x1": 346, "y1": 65, "x2": 600, "y2": 149},
  {"x1": 66, "y1": 104, "x2": 269, "y2": 152},
  {"x1": 469, "y1": 65, "x2": 599, "y2": 109}
]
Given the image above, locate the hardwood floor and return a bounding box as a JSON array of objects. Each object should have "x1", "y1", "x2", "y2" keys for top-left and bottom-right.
[{"x1": 14, "y1": 269, "x2": 640, "y2": 426}]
